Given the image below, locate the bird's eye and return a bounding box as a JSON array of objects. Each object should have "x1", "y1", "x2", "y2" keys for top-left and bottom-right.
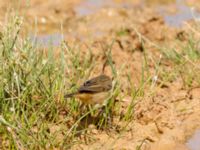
[{"x1": 84, "y1": 80, "x2": 90, "y2": 86}]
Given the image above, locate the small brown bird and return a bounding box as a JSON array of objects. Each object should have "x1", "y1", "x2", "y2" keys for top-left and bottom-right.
[{"x1": 64, "y1": 74, "x2": 112, "y2": 105}]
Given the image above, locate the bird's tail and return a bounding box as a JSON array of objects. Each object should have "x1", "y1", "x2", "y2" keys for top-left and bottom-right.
[{"x1": 64, "y1": 92, "x2": 77, "y2": 99}]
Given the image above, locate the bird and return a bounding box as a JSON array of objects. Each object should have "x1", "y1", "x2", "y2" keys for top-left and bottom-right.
[{"x1": 64, "y1": 74, "x2": 112, "y2": 105}]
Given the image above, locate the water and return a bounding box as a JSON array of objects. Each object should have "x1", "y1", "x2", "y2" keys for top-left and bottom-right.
[
  {"x1": 75, "y1": 0, "x2": 200, "y2": 28},
  {"x1": 158, "y1": 0, "x2": 200, "y2": 27},
  {"x1": 30, "y1": 33, "x2": 63, "y2": 47},
  {"x1": 75, "y1": 0, "x2": 137, "y2": 16},
  {"x1": 186, "y1": 130, "x2": 200, "y2": 150}
]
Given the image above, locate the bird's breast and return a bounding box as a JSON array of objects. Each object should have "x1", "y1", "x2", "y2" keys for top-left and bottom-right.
[{"x1": 75, "y1": 92, "x2": 110, "y2": 105}]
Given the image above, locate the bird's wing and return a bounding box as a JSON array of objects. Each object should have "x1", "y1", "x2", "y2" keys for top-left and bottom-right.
[
  {"x1": 79, "y1": 83, "x2": 112, "y2": 93},
  {"x1": 83, "y1": 75, "x2": 111, "y2": 86}
]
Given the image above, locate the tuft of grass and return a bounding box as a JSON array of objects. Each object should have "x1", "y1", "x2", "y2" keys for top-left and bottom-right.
[{"x1": 0, "y1": 13, "x2": 96, "y2": 149}]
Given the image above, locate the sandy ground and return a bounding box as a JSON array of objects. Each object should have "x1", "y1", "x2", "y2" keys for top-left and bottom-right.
[{"x1": 1, "y1": 0, "x2": 200, "y2": 150}]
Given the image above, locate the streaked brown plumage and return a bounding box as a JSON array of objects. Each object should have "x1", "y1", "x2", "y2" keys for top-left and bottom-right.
[{"x1": 64, "y1": 74, "x2": 112, "y2": 104}]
